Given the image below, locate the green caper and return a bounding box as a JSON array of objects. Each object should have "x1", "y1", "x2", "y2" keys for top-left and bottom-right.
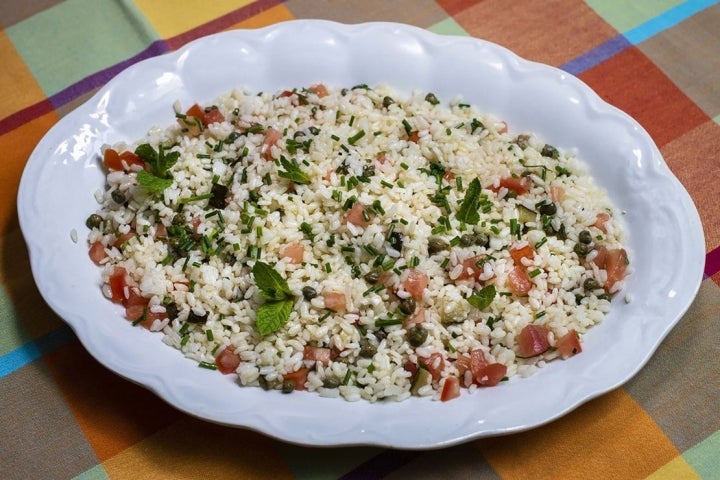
[
  {"x1": 578, "y1": 230, "x2": 592, "y2": 244},
  {"x1": 541, "y1": 144, "x2": 559, "y2": 159},
  {"x1": 281, "y1": 380, "x2": 295, "y2": 393},
  {"x1": 364, "y1": 271, "x2": 380, "y2": 285},
  {"x1": 322, "y1": 377, "x2": 341, "y2": 389},
  {"x1": 362, "y1": 164, "x2": 375, "y2": 177},
  {"x1": 172, "y1": 214, "x2": 185, "y2": 226},
  {"x1": 302, "y1": 286, "x2": 317, "y2": 300},
  {"x1": 359, "y1": 337, "x2": 377, "y2": 358},
  {"x1": 474, "y1": 232, "x2": 489, "y2": 247},
  {"x1": 111, "y1": 190, "x2": 126, "y2": 204},
  {"x1": 574, "y1": 242, "x2": 590, "y2": 257},
  {"x1": 515, "y1": 134, "x2": 531, "y2": 149},
  {"x1": 538, "y1": 202, "x2": 557, "y2": 216},
  {"x1": 583, "y1": 278, "x2": 600, "y2": 291},
  {"x1": 459, "y1": 234, "x2": 476, "y2": 247},
  {"x1": 399, "y1": 297, "x2": 416, "y2": 315},
  {"x1": 425, "y1": 93, "x2": 440, "y2": 105},
  {"x1": 382, "y1": 96, "x2": 395, "y2": 108},
  {"x1": 428, "y1": 237, "x2": 449, "y2": 255},
  {"x1": 575, "y1": 294, "x2": 584, "y2": 305},
  {"x1": 85, "y1": 213, "x2": 103, "y2": 229},
  {"x1": 407, "y1": 325, "x2": 428, "y2": 347},
  {"x1": 505, "y1": 189, "x2": 518, "y2": 199},
  {"x1": 597, "y1": 293, "x2": 613, "y2": 301}
]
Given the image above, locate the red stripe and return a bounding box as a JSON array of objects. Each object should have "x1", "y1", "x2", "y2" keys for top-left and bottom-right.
[
  {"x1": 165, "y1": 0, "x2": 285, "y2": 51},
  {"x1": 0, "y1": 99, "x2": 55, "y2": 136},
  {"x1": 705, "y1": 246, "x2": 720, "y2": 278}
]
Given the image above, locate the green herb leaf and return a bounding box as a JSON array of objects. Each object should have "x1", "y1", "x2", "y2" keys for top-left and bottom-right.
[
  {"x1": 255, "y1": 299, "x2": 294, "y2": 336},
  {"x1": 456, "y1": 178, "x2": 482, "y2": 225},
  {"x1": 252, "y1": 261, "x2": 292, "y2": 301},
  {"x1": 137, "y1": 169, "x2": 173, "y2": 193},
  {"x1": 467, "y1": 284, "x2": 496, "y2": 310},
  {"x1": 278, "y1": 156, "x2": 310, "y2": 185}
]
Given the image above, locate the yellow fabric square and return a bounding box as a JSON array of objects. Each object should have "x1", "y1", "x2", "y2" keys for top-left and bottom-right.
[
  {"x1": 646, "y1": 456, "x2": 701, "y2": 480},
  {"x1": 225, "y1": 3, "x2": 294, "y2": 30},
  {"x1": 133, "y1": 0, "x2": 254, "y2": 38},
  {"x1": 0, "y1": 29, "x2": 47, "y2": 119}
]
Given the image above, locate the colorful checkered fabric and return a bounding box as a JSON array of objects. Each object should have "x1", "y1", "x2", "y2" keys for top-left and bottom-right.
[{"x1": 1, "y1": 1, "x2": 719, "y2": 479}]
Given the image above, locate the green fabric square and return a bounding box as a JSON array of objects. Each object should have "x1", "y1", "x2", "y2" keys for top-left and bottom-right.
[
  {"x1": 585, "y1": 0, "x2": 684, "y2": 32},
  {"x1": 683, "y1": 430, "x2": 720, "y2": 479},
  {"x1": 0, "y1": 283, "x2": 30, "y2": 357},
  {"x1": 5, "y1": 0, "x2": 159, "y2": 97},
  {"x1": 428, "y1": 17, "x2": 469, "y2": 36}
]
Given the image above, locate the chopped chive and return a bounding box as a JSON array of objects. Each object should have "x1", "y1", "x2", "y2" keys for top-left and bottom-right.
[
  {"x1": 440, "y1": 258, "x2": 450, "y2": 268},
  {"x1": 349, "y1": 115, "x2": 355, "y2": 126},
  {"x1": 529, "y1": 268, "x2": 542, "y2": 278},
  {"x1": 206, "y1": 329, "x2": 214, "y2": 341},
  {"x1": 180, "y1": 333, "x2": 189, "y2": 346},
  {"x1": 198, "y1": 361, "x2": 218, "y2": 370},
  {"x1": 178, "y1": 193, "x2": 214, "y2": 204},
  {"x1": 330, "y1": 134, "x2": 340, "y2": 141},
  {"x1": 535, "y1": 311, "x2": 546, "y2": 319},
  {"x1": 410, "y1": 256, "x2": 420, "y2": 268},
  {"x1": 375, "y1": 317, "x2": 403, "y2": 327},
  {"x1": 342, "y1": 369, "x2": 352, "y2": 385},
  {"x1": 402, "y1": 119, "x2": 412, "y2": 135},
  {"x1": 380, "y1": 180, "x2": 394, "y2": 188},
  {"x1": 364, "y1": 244, "x2": 379, "y2": 256},
  {"x1": 534, "y1": 237, "x2": 548, "y2": 249},
  {"x1": 455, "y1": 176, "x2": 463, "y2": 191},
  {"x1": 400, "y1": 162, "x2": 409, "y2": 170},
  {"x1": 449, "y1": 236, "x2": 461, "y2": 247},
  {"x1": 341, "y1": 246, "x2": 355, "y2": 253},
  {"x1": 325, "y1": 262, "x2": 332, "y2": 273}
]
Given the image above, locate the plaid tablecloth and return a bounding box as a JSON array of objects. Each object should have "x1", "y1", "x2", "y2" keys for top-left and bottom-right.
[{"x1": 2, "y1": 1, "x2": 719, "y2": 479}]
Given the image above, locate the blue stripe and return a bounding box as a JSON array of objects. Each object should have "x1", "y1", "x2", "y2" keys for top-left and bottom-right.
[
  {"x1": 561, "y1": 35, "x2": 631, "y2": 76},
  {"x1": 624, "y1": 0, "x2": 719, "y2": 45},
  {"x1": 0, "y1": 325, "x2": 77, "y2": 378}
]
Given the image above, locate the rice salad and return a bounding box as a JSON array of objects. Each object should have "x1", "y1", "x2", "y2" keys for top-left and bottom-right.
[{"x1": 85, "y1": 83, "x2": 629, "y2": 402}]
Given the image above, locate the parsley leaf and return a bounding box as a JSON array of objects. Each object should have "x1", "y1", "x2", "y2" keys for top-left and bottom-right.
[
  {"x1": 456, "y1": 177, "x2": 482, "y2": 225},
  {"x1": 467, "y1": 284, "x2": 496, "y2": 310},
  {"x1": 252, "y1": 261, "x2": 296, "y2": 335},
  {"x1": 278, "y1": 156, "x2": 310, "y2": 185}
]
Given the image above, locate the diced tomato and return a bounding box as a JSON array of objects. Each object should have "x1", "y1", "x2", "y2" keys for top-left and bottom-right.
[
  {"x1": 375, "y1": 152, "x2": 387, "y2": 164},
  {"x1": 346, "y1": 202, "x2": 370, "y2": 228},
  {"x1": 474, "y1": 363, "x2": 507, "y2": 387},
  {"x1": 408, "y1": 130, "x2": 420, "y2": 143},
  {"x1": 404, "y1": 360, "x2": 418, "y2": 376},
  {"x1": 455, "y1": 255, "x2": 485, "y2": 281},
  {"x1": 103, "y1": 148, "x2": 145, "y2": 171},
  {"x1": 281, "y1": 243, "x2": 304, "y2": 264},
  {"x1": 125, "y1": 304, "x2": 146, "y2": 323},
  {"x1": 324, "y1": 292, "x2": 346, "y2": 312},
  {"x1": 497, "y1": 121, "x2": 509, "y2": 134},
  {"x1": 594, "y1": 212, "x2": 611, "y2": 233},
  {"x1": 550, "y1": 186, "x2": 565, "y2": 203},
  {"x1": 88, "y1": 241, "x2": 107, "y2": 265},
  {"x1": 509, "y1": 245, "x2": 534, "y2": 266},
  {"x1": 108, "y1": 267, "x2": 128, "y2": 303},
  {"x1": 592, "y1": 245, "x2": 608, "y2": 269},
  {"x1": 507, "y1": 266, "x2": 532, "y2": 295},
  {"x1": 113, "y1": 231, "x2": 136, "y2": 249},
  {"x1": 283, "y1": 367, "x2": 309, "y2": 391},
  {"x1": 403, "y1": 269, "x2": 428, "y2": 301},
  {"x1": 403, "y1": 307, "x2": 426, "y2": 328},
  {"x1": 303, "y1": 346, "x2": 332, "y2": 365},
  {"x1": 203, "y1": 105, "x2": 225, "y2": 125},
  {"x1": 122, "y1": 287, "x2": 147, "y2": 308},
  {"x1": 179, "y1": 103, "x2": 206, "y2": 136},
  {"x1": 517, "y1": 324, "x2": 550, "y2": 357},
  {"x1": 261, "y1": 127, "x2": 282, "y2": 161},
  {"x1": 154, "y1": 222, "x2": 167, "y2": 240},
  {"x1": 604, "y1": 248, "x2": 628, "y2": 291},
  {"x1": 419, "y1": 352, "x2": 445, "y2": 381},
  {"x1": 557, "y1": 330, "x2": 582, "y2": 358},
  {"x1": 491, "y1": 176, "x2": 532, "y2": 195},
  {"x1": 119, "y1": 151, "x2": 145, "y2": 170},
  {"x1": 469, "y1": 349, "x2": 488, "y2": 375},
  {"x1": 142, "y1": 310, "x2": 167, "y2": 329},
  {"x1": 443, "y1": 170, "x2": 455, "y2": 183},
  {"x1": 215, "y1": 347, "x2": 241, "y2": 374},
  {"x1": 308, "y1": 84, "x2": 329, "y2": 97},
  {"x1": 455, "y1": 354, "x2": 472, "y2": 378},
  {"x1": 440, "y1": 376, "x2": 461, "y2": 401}
]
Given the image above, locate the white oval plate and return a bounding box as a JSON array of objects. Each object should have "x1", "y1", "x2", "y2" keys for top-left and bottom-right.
[{"x1": 18, "y1": 20, "x2": 704, "y2": 449}]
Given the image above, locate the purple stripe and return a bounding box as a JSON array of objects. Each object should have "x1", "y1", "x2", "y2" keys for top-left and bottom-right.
[
  {"x1": 48, "y1": 40, "x2": 170, "y2": 110},
  {"x1": 560, "y1": 35, "x2": 632, "y2": 76},
  {"x1": 705, "y1": 247, "x2": 720, "y2": 278},
  {"x1": 0, "y1": 98, "x2": 54, "y2": 136},
  {"x1": 339, "y1": 450, "x2": 420, "y2": 480}
]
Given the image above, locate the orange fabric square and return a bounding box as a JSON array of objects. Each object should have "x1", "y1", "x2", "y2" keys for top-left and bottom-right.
[
  {"x1": 436, "y1": 0, "x2": 483, "y2": 16},
  {"x1": 476, "y1": 389, "x2": 679, "y2": 479},
  {"x1": 42, "y1": 342, "x2": 183, "y2": 461},
  {"x1": 0, "y1": 110, "x2": 57, "y2": 235},
  {"x1": 660, "y1": 120, "x2": 720, "y2": 251},
  {"x1": 579, "y1": 46, "x2": 709, "y2": 148},
  {"x1": 0, "y1": 29, "x2": 47, "y2": 119},
  {"x1": 451, "y1": 0, "x2": 618, "y2": 66},
  {"x1": 226, "y1": 3, "x2": 294, "y2": 30}
]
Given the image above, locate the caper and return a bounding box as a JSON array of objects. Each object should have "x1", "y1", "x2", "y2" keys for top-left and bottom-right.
[
  {"x1": 293, "y1": 130, "x2": 306, "y2": 139},
  {"x1": 407, "y1": 325, "x2": 428, "y2": 347},
  {"x1": 428, "y1": 237, "x2": 449, "y2": 255},
  {"x1": 459, "y1": 234, "x2": 475, "y2": 247},
  {"x1": 515, "y1": 134, "x2": 531, "y2": 149},
  {"x1": 322, "y1": 377, "x2": 341, "y2": 389},
  {"x1": 382, "y1": 96, "x2": 395, "y2": 108},
  {"x1": 362, "y1": 164, "x2": 375, "y2": 177},
  {"x1": 364, "y1": 271, "x2": 380, "y2": 285},
  {"x1": 474, "y1": 232, "x2": 489, "y2": 247},
  {"x1": 425, "y1": 92, "x2": 440, "y2": 105},
  {"x1": 359, "y1": 337, "x2": 377, "y2": 358},
  {"x1": 541, "y1": 144, "x2": 559, "y2": 159},
  {"x1": 575, "y1": 294, "x2": 584, "y2": 305},
  {"x1": 111, "y1": 190, "x2": 126, "y2": 204},
  {"x1": 399, "y1": 297, "x2": 416, "y2": 315},
  {"x1": 302, "y1": 286, "x2": 317, "y2": 301},
  {"x1": 583, "y1": 278, "x2": 600, "y2": 291},
  {"x1": 505, "y1": 189, "x2": 518, "y2": 199},
  {"x1": 578, "y1": 230, "x2": 592, "y2": 244},
  {"x1": 281, "y1": 380, "x2": 295, "y2": 393},
  {"x1": 538, "y1": 202, "x2": 557, "y2": 216},
  {"x1": 574, "y1": 242, "x2": 590, "y2": 257},
  {"x1": 85, "y1": 213, "x2": 103, "y2": 229},
  {"x1": 172, "y1": 213, "x2": 185, "y2": 226},
  {"x1": 597, "y1": 293, "x2": 612, "y2": 301}
]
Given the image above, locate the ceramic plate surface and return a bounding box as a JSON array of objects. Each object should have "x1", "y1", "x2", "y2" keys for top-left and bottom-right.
[{"x1": 17, "y1": 20, "x2": 704, "y2": 449}]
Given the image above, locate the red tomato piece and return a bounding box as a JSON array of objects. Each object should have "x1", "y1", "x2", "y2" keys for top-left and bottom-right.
[
  {"x1": 103, "y1": 148, "x2": 123, "y2": 171},
  {"x1": 403, "y1": 269, "x2": 428, "y2": 301},
  {"x1": 122, "y1": 287, "x2": 148, "y2": 308},
  {"x1": 125, "y1": 305, "x2": 146, "y2": 323},
  {"x1": 261, "y1": 127, "x2": 282, "y2": 161},
  {"x1": 215, "y1": 347, "x2": 241, "y2": 374},
  {"x1": 604, "y1": 248, "x2": 628, "y2": 291},
  {"x1": 455, "y1": 255, "x2": 485, "y2": 281},
  {"x1": 592, "y1": 245, "x2": 608, "y2": 269},
  {"x1": 281, "y1": 243, "x2": 304, "y2": 264},
  {"x1": 203, "y1": 105, "x2": 225, "y2": 125},
  {"x1": 440, "y1": 376, "x2": 461, "y2": 401},
  {"x1": 557, "y1": 330, "x2": 583, "y2": 358},
  {"x1": 324, "y1": 292, "x2": 346, "y2": 312},
  {"x1": 455, "y1": 354, "x2": 472, "y2": 378},
  {"x1": 469, "y1": 349, "x2": 488, "y2": 376},
  {"x1": 154, "y1": 222, "x2": 167, "y2": 240},
  {"x1": 507, "y1": 266, "x2": 532, "y2": 295},
  {"x1": 497, "y1": 121, "x2": 509, "y2": 134},
  {"x1": 88, "y1": 241, "x2": 107, "y2": 265},
  {"x1": 509, "y1": 245, "x2": 534, "y2": 266},
  {"x1": 118, "y1": 151, "x2": 145, "y2": 170},
  {"x1": 474, "y1": 363, "x2": 507, "y2": 387},
  {"x1": 179, "y1": 103, "x2": 206, "y2": 137},
  {"x1": 108, "y1": 267, "x2": 128, "y2": 303},
  {"x1": 346, "y1": 202, "x2": 370, "y2": 228},
  {"x1": 518, "y1": 324, "x2": 550, "y2": 357},
  {"x1": 303, "y1": 346, "x2": 332, "y2": 365},
  {"x1": 550, "y1": 186, "x2": 565, "y2": 203},
  {"x1": 113, "y1": 231, "x2": 136, "y2": 249},
  {"x1": 283, "y1": 368, "x2": 309, "y2": 391},
  {"x1": 408, "y1": 130, "x2": 420, "y2": 143},
  {"x1": 308, "y1": 84, "x2": 329, "y2": 97},
  {"x1": 403, "y1": 307, "x2": 426, "y2": 328},
  {"x1": 493, "y1": 176, "x2": 532, "y2": 195},
  {"x1": 419, "y1": 352, "x2": 445, "y2": 381},
  {"x1": 594, "y1": 212, "x2": 611, "y2": 233}
]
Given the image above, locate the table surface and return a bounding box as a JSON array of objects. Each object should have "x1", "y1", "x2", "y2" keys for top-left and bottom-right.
[{"x1": 1, "y1": 1, "x2": 719, "y2": 479}]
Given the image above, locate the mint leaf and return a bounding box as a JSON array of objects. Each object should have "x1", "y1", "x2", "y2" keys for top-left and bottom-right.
[
  {"x1": 252, "y1": 261, "x2": 292, "y2": 300},
  {"x1": 157, "y1": 147, "x2": 179, "y2": 176},
  {"x1": 135, "y1": 143, "x2": 158, "y2": 168},
  {"x1": 137, "y1": 169, "x2": 173, "y2": 193},
  {"x1": 467, "y1": 284, "x2": 496, "y2": 310},
  {"x1": 255, "y1": 299, "x2": 294, "y2": 336},
  {"x1": 456, "y1": 177, "x2": 481, "y2": 225},
  {"x1": 278, "y1": 156, "x2": 310, "y2": 185}
]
